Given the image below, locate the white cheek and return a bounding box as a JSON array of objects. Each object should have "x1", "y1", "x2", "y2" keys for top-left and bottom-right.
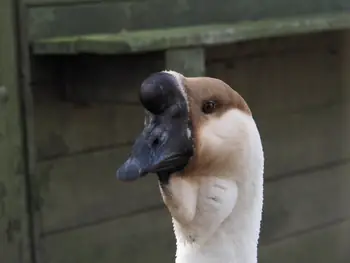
[{"x1": 199, "y1": 109, "x2": 252, "y2": 154}]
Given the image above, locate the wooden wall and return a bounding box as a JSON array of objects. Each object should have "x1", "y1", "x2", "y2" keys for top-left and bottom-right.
[
  {"x1": 25, "y1": 0, "x2": 350, "y2": 40},
  {"x1": 30, "y1": 30, "x2": 350, "y2": 263}
]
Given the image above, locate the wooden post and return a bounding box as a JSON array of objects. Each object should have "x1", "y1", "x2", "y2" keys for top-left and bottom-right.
[
  {"x1": 340, "y1": 30, "x2": 350, "y2": 158},
  {"x1": 0, "y1": 0, "x2": 33, "y2": 262},
  {"x1": 165, "y1": 47, "x2": 206, "y2": 77}
]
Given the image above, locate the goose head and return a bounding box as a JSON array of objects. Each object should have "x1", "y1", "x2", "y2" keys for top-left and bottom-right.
[{"x1": 117, "y1": 70, "x2": 264, "y2": 263}]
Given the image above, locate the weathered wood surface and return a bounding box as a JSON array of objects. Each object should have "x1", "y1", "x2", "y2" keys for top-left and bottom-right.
[
  {"x1": 165, "y1": 48, "x2": 205, "y2": 77},
  {"x1": 0, "y1": 0, "x2": 32, "y2": 262},
  {"x1": 57, "y1": 53, "x2": 164, "y2": 106},
  {"x1": 23, "y1": 0, "x2": 350, "y2": 9},
  {"x1": 30, "y1": 31, "x2": 350, "y2": 263},
  {"x1": 34, "y1": 100, "x2": 350, "y2": 234},
  {"x1": 39, "y1": 209, "x2": 175, "y2": 263},
  {"x1": 31, "y1": 13, "x2": 350, "y2": 55},
  {"x1": 35, "y1": 146, "x2": 163, "y2": 234},
  {"x1": 27, "y1": 0, "x2": 350, "y2": 40},
  {"x1": 37, "y1": 143, "x2": 350, "y2": 237},
  {"x1": 261, "y1": 162, "x2": 350, "y2": 242},
  {"x1": 206, "y1": 30, "x2": 340, "y2": 59},
  {"x1": 38, "y1": 208, "x2": 350, "y2": 263},
  {"x1": 31, "y1": 33, "x2": 350, "y2": 237},
  {"x1": 260, "y1": 219, "x2": 350, "y2": 263},
  {"x1": 34, "y1": 38, "x2": 342, "y2": 159},
  {"x1": 35, "y1": 103, "x2": 145, "y2": 160},
  {"x1": 26, "y1": 0, "x2": 145, "y2": 4}
]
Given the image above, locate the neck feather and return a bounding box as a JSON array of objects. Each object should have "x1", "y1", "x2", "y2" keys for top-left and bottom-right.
[
  {"x1": 172, "y1": 172, "x2": 263, "y2": 263},
  {"x1": 159, "y1": 131, "x2": 264, "y2": 263}
]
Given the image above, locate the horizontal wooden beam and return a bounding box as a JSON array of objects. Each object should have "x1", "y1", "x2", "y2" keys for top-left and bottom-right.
[{"x1": 31, "y1": 13, "x2": 350, "y2": 55}]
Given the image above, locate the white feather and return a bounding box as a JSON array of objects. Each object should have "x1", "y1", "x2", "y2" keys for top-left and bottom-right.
[{"x1": 161, "y1": 109, "x2": 264, "y2": 263}]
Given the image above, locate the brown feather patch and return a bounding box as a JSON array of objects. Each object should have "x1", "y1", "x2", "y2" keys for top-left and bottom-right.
[
  {"x1": 184, "y1": 77, "x2": 251, "y2": 117},
  {"x1": 175, "y1": 77, "x2": 251, "y2": 177}
]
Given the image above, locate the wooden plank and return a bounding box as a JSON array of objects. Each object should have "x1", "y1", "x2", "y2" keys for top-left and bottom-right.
[
  {"x1": 27, "y1": 0, "x2": 350, "y2": 41},
  {"x1": 32, "y1": 53, "x2": 163, "y2": 160},
  {"x1": 25, "y1": 0, "x2": 146, "y2": 7},
  {"x1": 34, "y1": 103, "x2": 145, "y2": 160},
  {"x1": 259, "y1": 102, "x2": 350, "y2": 178},
  {"x1": 208, "y1": 44, "x2": 342, "y2": 117},
  {"x1": 65, "y1": 38, "x2": 341, "y2": 110},
  {"x1": 34, "y1": 146, "x2": 163, "y2": 234},
  {"x1": 339, "y1": 31, "x2": 350, "y2": 140},
  {"x1": 61, "y1": 53, "x2": 164, "y2": 104},
  {"x1": 31, "y1": 13, "x2": 350, "y2": 55},
  {"x1": 206, "y1": 30, "x2": 340, "y2": 60},
  {"x1": 23, "y1": 0, "x2": 350, "y2": 13},
  {"x1": 39, "y1": 208, "x2": 175, "y2": 263},
  {"x1": 261, "y1": 162, "x2": 350, "y2": 243},
  {"x1": 165, "y1": 48, "x2": 205, "y2": 77},
  {"x1": 35, "y1": 101, "x2": 350, "y2": 233},
  {"x1": 17, "y1": 0, "x2": 42, "y2": 258},
  {"x1": 24, "y1": 0, "x2": 349, "y2": 10},
  {"x1": 0, "y1": 0, "x2": 33, "y2": 262},
  {"x1": 38, "y1": 208, "x2": 350, "y2": 263},
  {"x1": 259, "y1": 219, "x2": 350, "y2": 263},
  {"x1": 34, "y1": 46, "x2": 343, "y2": 159}
]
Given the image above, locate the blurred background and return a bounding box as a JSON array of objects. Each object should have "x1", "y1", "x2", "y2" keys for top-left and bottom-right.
[{"x1": 1, "y1": 0, "x2": 350, "y2": 262}]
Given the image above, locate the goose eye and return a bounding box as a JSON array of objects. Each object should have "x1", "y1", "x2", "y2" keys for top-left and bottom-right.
[{"x1": 202, "y1": 100, "x2": 216, "y2": 114}]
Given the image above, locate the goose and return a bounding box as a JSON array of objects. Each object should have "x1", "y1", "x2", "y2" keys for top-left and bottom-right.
[{"x1": 116, "y1": 70, "x2": 264, "y2": 263}]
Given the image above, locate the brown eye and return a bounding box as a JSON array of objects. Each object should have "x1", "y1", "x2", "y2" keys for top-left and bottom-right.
[{"x1": 202, "y1": 100, "x2": 216, "y2": 114}]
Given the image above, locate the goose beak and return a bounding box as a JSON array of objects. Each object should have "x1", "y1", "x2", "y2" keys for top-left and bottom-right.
[
  {"x1": 116, "y1": 119, "x2": 193, "y2": 181},
  {"x1": 116, "y1": 72, "x2": 193, "y2": 182}
]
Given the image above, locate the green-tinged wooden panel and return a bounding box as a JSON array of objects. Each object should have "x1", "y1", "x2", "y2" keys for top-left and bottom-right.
[
  {"x1": 35, "y1": 103, "x2": 145, "y2": 160},
  {"x1": 261, "y1": 162, "x2": 350, "y2": 243},
  {"x1": 259, "y1": 219, "x2": 350, "y2": 263},
  {"x1": 22, "y1": 0, "x2": 350, "y2": 11},
  {"x1": 34, "y1": 146, "x2": 163, "y2": 234},
  {"x1": 33, "y1": 44, "x2": 342, "y2": 159},
  {"x1": 339, "y1": 32, "x2": 350, "y2": 137},
  {"x1": 61, "y1": 53, "x2": 164, "y2": 104},
  {"x1": 39, "y1": 208, "x2": 175, "y2": 263},
  {"x1": 32, "y1": 53, "x2": 163, "y2": 160},
  {"x1": 27, "y1": 0, "x2": 350, "y2": 41},
  {"x1": 260, "y1": 103, "x2": 350, "y2": 178},
  {"x1": 31, "y1": 13, "x2": 350, "y2": 55},
  {"x1": 25, "y1": 0, "x2": 145, "y2": 6},
  {"x1": 35, "y1": 102, "x2": 350, "y2": 234},
  {"x1": 38, "y1": 209, "x2": 350, "y2": 263},
  {"x1": 206, "y1": 30, "x2": 339, "y2": 60},
  {"x1": 58, "y1": 35, "x2": 340, "y2": 108},
  {"x1": 211, "y1": 46, "x2": 341, "y2": 117},
  {"x1": 0, "y1": 0, "x2": 32, "y2": 262}
]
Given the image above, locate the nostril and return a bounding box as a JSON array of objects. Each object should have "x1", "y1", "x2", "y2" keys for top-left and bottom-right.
[{"x1": 152, "y1": 137, "x2": 160, "y2": 147}]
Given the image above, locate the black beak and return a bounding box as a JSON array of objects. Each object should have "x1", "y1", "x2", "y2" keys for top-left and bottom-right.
[{"x1": 116, "y1": 72, "x2": 194, "y2": 182}]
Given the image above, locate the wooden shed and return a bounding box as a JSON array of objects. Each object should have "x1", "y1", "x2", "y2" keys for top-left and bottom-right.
[{"x1": 1, "y1": 0, "x2": 350, "y2": 262}]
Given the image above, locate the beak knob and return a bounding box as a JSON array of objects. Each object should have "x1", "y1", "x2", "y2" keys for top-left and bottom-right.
[{"x1": 139, "y1": 72, "x2": 179, "y2": 115}]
